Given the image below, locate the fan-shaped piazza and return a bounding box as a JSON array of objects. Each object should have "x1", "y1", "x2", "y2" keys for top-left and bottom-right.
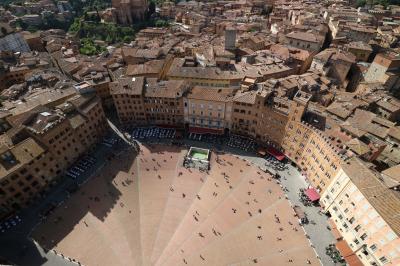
[{"x1": 32, "y1": 144, "x2": 319, "y2": 266}]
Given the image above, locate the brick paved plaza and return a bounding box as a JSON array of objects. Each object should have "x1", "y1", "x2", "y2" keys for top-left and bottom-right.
[{"x1": 32, "y1": 144, "x2": 319, "y2": 266}]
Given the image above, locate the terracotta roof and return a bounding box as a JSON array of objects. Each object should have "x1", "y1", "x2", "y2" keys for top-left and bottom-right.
[
  {"x1": 314, "y1": 48, "x2": 356, "y2": 64},
  {"x1": 188, "y1": 87, "x2": 235, "y2": 102},
  {"x1": 0, "y1": 138, "x2": 45, "y2": 178},
  {"x1": 326, "y1": 102, "x2": 354, "y2": 119},
  {"x1": 344, "y1": 109, "x2": 392, "y2": 139},
  {"x1": 381, "y1": 164, "x2": 400, "y2": 184},
  {"x1": 233, "y1": 89, "x2": 258, "y2": 104},
  {"x1": 122, "y1": 47, "x2": 162, "y2": 60},
  {"x1": 126, "y1": 60, "x2": 165, "y2": 76},
  {"x1": 167, "y1": 58, "x2": 244, "y2": 80},
  {"x1": 144, "y1": 80, "x2": 188, "y2": 99},
  {"x1": 388, "y1": 126, "x2": 400, "y2": 141},
  {"x1": 340, "y1": 121, "x2": 366, "y2": 138},
  {"x1": 342, "y1": 158, "x2": 400, "y2": 236},
  {"x1": 376, "y1": 97, "x2": 400, "y2": 112},
  {"x1": 68, "y1": 113, "x2": 86, "y2": 129},
  {"x1": 345, "y1": 138, "x2": 370, "y2": 155},
  {"x1": 286, "y1": 31, "x2": 320, "y2": 43},
  {"x1": 346, "y1": 41, "x2": 373, "y2": 51},
  {"x1": 270, "y1": 44, "x2": 311, "y2": 61},
  {"x1": 110, "y1": 77, "x2": 145, "y2": 96}
]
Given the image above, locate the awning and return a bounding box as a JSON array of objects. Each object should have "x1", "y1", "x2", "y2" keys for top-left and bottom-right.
[
  {"x1": 257, "y1": 148, "x2": 267, "y2": 156},
  {"x1": 331, "y1": 227, "x2": 342, "y2": 240},
  {"x1": 305, "y1": 188, "x2": 320, "y2": 201},
  {"x1": 344, "y1": 254, "x2": 364, "y2": 266},
  {"x1": 336, "y1": 240, "x2": 353, "y2": 257},
  {"x1": 267, "y1": 146, "x2": 285, "y2": 161},
  {"x1": 328, "y1": 219, "x2": 342, "y2": 240},
  {"x1": 336, "y1": 240, "x2": 364, "y2": 266},
  {"x1": 189, "y1": 127, "x2": 224, "y2": 135}
]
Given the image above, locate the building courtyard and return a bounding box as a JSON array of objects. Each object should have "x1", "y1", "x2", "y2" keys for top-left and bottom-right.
[{"x1": 31, "y1": 143, "x2": 320, "y2": 266}]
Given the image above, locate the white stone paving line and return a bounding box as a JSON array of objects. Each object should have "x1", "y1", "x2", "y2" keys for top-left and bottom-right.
[{"x1": 51, "y1": 249, "x2": 83, "y2": 266}]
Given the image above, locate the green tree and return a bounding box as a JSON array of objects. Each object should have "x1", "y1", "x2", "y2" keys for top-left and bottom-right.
[
  {"x1": 155, "y1": 19, "x2": 169, "y2": 27},
  {"x1": 356, "y1": 0, "x2": 366, "y2": 7},
  {"x1": 26, "y1": 25, "x2": 39, "y2": 33},
  {"x1": 123, "y1": 36, "x2": 132, "y2": 43},
  {"x1": 69, "y1": 18, "x2": 82, "y2": 33},
  {"x1": 149, "y1": 1, "x2": 156, "y2": 15}
]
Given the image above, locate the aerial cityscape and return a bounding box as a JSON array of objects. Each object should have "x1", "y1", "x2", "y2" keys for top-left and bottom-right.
[{"x1": 0, "y1": 0, "x2": 400, "y2": 265}]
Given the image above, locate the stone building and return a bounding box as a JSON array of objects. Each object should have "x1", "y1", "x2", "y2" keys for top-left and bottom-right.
[
  {"x1": 110, "y1": 77, "x2": 147, "y2": 126},
  {"x1": 310, "y1": 48, "x2": 356, "y2": 89},
  {"x1": 285, "y1": 31, "x2": 323, "y2": 53},
  {"x1": 0, "y1": 94, "x2": 107, "y2": 219},
  {"x1": 364, "y1": 52, "x2": 400, "y2": 91},
  {"x1": 112, "y1": 0, "x2": 148, "y2": 25},
  {"x1": 184, "y1": 86, "x2": 235, "y2": 134},
  {"x1": 111, "y1": 78, "x2": 190, "y2": 127},
  {"x1": 344, "y1": 41, "x2": 373, "y2": 62},
  {"x1": 321, "y1": 158, "x2": 400, "y2": 266}
]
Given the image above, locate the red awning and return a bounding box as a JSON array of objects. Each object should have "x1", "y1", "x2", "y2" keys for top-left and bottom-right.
[
  {"x1": 336, "y1": 240, "x2": 353, "y2": 257},
  {"x1": 305, "y1": 188, "x2": 320, "y2": 201},
  {"x1": 344, "y1": 254, "x2": 364, "y2": 266},
  {"x1": 336, "y1": 240, "x2": 364, "y2": 266},
  {"x1": 267, "y1": 147, "x2": 285, "y2": 161},
  {"x1": 189, "y1": 127, "x2": 224, "y2": 135}
]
